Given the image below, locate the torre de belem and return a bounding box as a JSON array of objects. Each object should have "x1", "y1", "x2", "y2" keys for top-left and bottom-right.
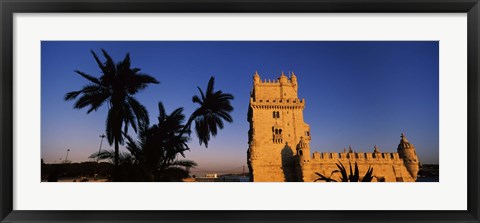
[{"x1": 247, "y1": 71, "x2": 420, "y2": 182}]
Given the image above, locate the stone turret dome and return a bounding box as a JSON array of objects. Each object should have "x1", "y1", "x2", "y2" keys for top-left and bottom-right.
[
  {"x1": 397, "y1": 133, "x2": 414, "y2": 150},
  {"x1": 279, "y1": 71, "x2": 288, "y2": 84},
  {"x1": 297, "y1": 136, "x2": 308, "y2": 149},
  {"x1": 253, "y1": 70, "x2": 260, "y2": 83},
  {"x1": 291, "y1": 71, "x2": 297, "y2": 82}
]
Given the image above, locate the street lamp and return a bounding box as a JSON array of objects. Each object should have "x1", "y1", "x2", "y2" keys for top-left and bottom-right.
[
  {"x1": 97, "y1": 134, "x2": 106, "y2": 162},
  {"x1": 65, "y1": 149, "x2": 70, "y2": 163}
]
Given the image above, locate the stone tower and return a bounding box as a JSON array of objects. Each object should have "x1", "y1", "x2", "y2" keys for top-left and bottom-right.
[
  {"x1": 397, "y1": 133, "x2": 420, "y2": 180},
  {"x1": 247, "y1": 71, "x2": 311, "y2": 182}
]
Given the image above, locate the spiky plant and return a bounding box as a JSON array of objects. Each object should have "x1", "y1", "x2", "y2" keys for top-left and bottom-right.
[{"x1": 315, "y1": 161, "x2": 374, "y2": 182}]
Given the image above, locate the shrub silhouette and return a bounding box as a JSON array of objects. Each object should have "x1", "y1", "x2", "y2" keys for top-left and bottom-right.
[{"x1": 315, "y1": 161, "x2": 374, "y2": 182}]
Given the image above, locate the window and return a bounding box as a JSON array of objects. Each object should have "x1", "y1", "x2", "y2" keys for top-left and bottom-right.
[
  {"x1": 273, "y1": 111, "x2": 280, "y2": 119},
  {"x1": 273, "y1": 127, "x2": 283, "y2": 144},
  {"x1": 306, "y1": 131, "x2": 310, "y2": 136}
]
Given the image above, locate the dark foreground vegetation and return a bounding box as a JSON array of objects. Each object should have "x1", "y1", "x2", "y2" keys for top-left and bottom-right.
[
  {"x1": 41, "y1": 162, "x2": 112, "y2": 182},
  {"x1": 41, "y1": 161, "x2": 196, "y2": 182},
  {"x1": 57, "y1": 49, "x2": 234, "y2": 182},
  {"x1": 417, "y1": 164, "x2": 439, "y2": 181}
]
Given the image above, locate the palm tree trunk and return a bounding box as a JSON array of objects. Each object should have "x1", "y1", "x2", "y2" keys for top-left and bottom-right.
[
  {"x1": 114, "y1": 139, "x2": 119, "y2": 166},
  {"x1": 113, "y1": 139, "x2": 119, "y2": 181}
]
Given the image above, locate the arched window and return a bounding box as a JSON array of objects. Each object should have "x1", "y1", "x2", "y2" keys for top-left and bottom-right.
[{"x1": 273, "y1": 128, "x2": 283, "y2": 144}]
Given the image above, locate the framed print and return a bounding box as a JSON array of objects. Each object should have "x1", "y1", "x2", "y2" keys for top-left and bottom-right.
[{"x1": 1, "y1": 0, "x2": 479, "y2": 222}]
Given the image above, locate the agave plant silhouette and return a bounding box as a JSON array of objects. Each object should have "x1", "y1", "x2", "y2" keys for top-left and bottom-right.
[{"x1": 315, "y1": 161, "x2": 374, "y2": 182}]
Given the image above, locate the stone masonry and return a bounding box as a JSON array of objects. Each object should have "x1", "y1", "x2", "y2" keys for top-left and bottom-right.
[{"x1": 247, "y1": 72, "x2": 420, "y2": 182}]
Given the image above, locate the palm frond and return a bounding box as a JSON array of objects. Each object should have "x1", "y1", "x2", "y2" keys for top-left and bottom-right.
[
  {"x1": 158, "y1": 102, "x2": 167, "y2": 123},
  {"x1": 89, "y1": 149, "x2": 115, "y2": 160},
  {"x1": 74, "y1": 70, "x2": 102, "y2": 85},
  {"x1": 195, "y1": 87, "x2": 206, "y2": 103},
  {"x1": 206, "y1": 76, "x2": 215, "y2": 95},
  {"x1": 64, "y1": 90, "x2": 82, "y2": 101},
  {"x1": 172, "y1": 160, "x2": 198, "y2": 168},
  {"x1": 90, "y1": 50, "x2": 108, "y2": 75},
  {"x1": 127, "y1": 96, "x2": 149, "y2": 128}
]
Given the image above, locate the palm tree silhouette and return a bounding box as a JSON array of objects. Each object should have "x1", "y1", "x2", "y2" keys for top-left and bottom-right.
[
  {"x1": 121, "y1": 102, "x2": 195, "y2": 181},
  {"x1": 65, "y1": 49, "x2": 159, "y2": 179},
  {"x1": 147, "y1": 102, "x2": 191, "y2": 172},
  {"x1": 185, "y1": 76, "x2": 234, "y2": 147}
]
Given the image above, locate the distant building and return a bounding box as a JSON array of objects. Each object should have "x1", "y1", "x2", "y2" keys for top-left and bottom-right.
[
  {"x1": 247, "y1": 71, "x2": 420, "y2": 182},
  {"x1": 219, "y1": 175, "x2": 250, "y2": 182},
  {"x1": 193, "y1": 173, "x2": 250, "y2": 182},
  {"x1": 194, "y1": 173, "x2": 219, "y2": 182},
  {"x1": 205, "y1": 173, "x2": 218, "y2": 178}
]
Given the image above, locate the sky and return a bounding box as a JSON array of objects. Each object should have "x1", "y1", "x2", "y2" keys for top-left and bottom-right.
[{"x1": 41, "y1": 41, "x2": 439, "y2": 173}]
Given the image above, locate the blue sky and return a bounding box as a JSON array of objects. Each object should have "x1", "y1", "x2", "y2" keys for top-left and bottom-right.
[{"x1": 41, "y1": 41, "x2": 439, "y2": 171}]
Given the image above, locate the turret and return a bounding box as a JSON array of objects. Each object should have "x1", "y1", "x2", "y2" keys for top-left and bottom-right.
[
  {"x1": 279, "y1": 71, "x2": 288, "y2": 84},
  {"x1": 253, "y1": 70, "x2": 260, "y2": 84},
  {"x1": 291, "y1": 71, "x2": 297, "y2": 84},
  {"x1": 397, "y1": 133, "x2": 420, "y2": 180},
  {"x1": 291, "y1": 71, "x2": 298, "y2": 91},
  {"x1": 296, "y1": 136, "x2": 310, "y2": 163}
]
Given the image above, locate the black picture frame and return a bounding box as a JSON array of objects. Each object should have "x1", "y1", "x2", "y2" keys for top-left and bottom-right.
[{"x1": 1, "y1": 0, "x2": 479, "y2": 222}]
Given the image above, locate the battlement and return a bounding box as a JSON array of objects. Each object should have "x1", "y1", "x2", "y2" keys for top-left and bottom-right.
[
  {"x1": 248, "y1": 71, "x2": 421, "y2": 182},
  {"x1": 252, "y1": 72, "x2": 299, "y2": 100},
  {"x1": 250, "y1": 97, "x2": 305, "y2": 109},
  {"x1": 251, "y1": 97, "x2": 304, "y2": 104},
  {"x1": 311, "y1": 151, "x2": 401, "y2": 162},
  {"x1": 258, "y1": 79, "x2": 295, "y2": 84}
]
